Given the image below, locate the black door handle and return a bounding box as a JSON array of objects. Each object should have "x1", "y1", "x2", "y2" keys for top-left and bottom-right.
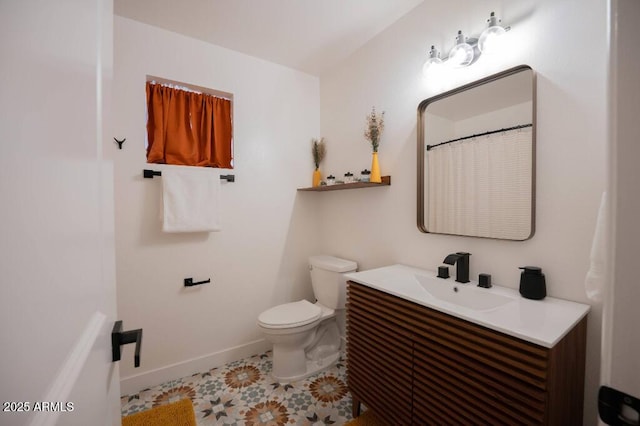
[{"x1": 112, "y1": 320, "x2": 143, "y2": 368}]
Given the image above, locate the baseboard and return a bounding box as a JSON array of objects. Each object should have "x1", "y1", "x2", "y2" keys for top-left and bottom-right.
[{"x1": 120, "y1": 338, "x2": 271, "y2": 396}]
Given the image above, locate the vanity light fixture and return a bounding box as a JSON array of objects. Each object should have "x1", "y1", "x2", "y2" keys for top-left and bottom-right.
[
  {"x1": 422, "y1": 45, "x2": 443, "y2": 74},
  {"x1": 422, "y1": 11, "x2": 510, "y2": 75},
  {"x1": 448, "y1": 30, "x2": 475, "y2": 67},
  {"x1": 478, "y1": 12, "x2": 509, "y2": 54}
]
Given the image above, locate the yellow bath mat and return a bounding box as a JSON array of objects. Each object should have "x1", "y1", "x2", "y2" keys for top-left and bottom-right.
[
  {"x1": 122, "y1": 398, "x2": 196, "y2": 426},
  {"x1": 345, "y1": 409, "x2": 388, "y2": 426}
]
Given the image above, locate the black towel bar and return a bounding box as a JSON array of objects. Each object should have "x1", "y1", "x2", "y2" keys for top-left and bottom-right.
[
  {"x1": 143, "y1": 169, "x2": 234, "y2": 182},
  {"x1": 184, "y1": 278, "x2": 211, "y2": 287}
]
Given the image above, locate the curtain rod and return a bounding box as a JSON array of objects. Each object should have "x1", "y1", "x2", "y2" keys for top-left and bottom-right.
[
  {"x1": 143, "y1": 169, "x2": 235, "y2": 182},
  {"x1": 146, "y1": 80, "x2": 233, "y2": 101},
  {"x1": 426, "y1": 123, "x2": 532, "y2": 151}
]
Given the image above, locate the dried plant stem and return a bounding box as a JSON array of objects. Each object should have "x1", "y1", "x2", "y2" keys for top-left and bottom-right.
[
  {"x1": 312, "y1": 138, "x2": 326, "y2": 170},
  {"x1": 364, "y1": 107, "x2": 385, "y2": 153}
]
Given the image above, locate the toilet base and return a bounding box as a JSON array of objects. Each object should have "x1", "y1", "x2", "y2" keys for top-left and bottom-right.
[
  {"x1": 272, "y1": 350, "x2": 340, "y2": 383},
  {"x1": 267, "y1": 317, "x2": 342, "y2": 383}
]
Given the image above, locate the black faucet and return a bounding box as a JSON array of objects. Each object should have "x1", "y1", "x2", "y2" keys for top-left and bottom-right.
[{"x1": 443, "y1": 252, "x2": 471, "y2": 283}]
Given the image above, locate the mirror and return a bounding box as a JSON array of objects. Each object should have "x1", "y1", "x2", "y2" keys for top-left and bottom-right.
[{"x1": 417, "y1": 65, "x2": 535, "y2": 240}]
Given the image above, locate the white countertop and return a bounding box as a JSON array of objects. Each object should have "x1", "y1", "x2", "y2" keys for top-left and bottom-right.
[{"x1": 345, "y1": 264, "x2": 590, "y2": 348}]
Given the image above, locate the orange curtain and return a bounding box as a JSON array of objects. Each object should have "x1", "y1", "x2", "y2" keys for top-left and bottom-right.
[{"x1": 146, "y1": 82, "x2": 233, "y2": 168}]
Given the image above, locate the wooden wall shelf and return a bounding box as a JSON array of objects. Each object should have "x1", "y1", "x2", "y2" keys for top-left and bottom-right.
[{"x1": 297, "y1": 175, "x2": 390, "y2": 192}]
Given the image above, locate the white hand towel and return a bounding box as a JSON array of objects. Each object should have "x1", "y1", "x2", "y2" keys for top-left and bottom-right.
[
  {"x1": 585, "y1": 192, "x2": 607, "y2": 302},
  {"x1": 161, "y1": 168, "x2": 220, "y2": 233}
]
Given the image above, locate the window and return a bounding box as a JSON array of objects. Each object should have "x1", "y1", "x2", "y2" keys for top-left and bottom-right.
[{"x1": 146, "y1": 78, "x2": 233, "y2": 168}]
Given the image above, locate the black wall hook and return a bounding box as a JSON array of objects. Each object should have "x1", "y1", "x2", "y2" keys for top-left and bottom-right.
[{"x1": 114, "y1": 137, "x2": 126, "y2": 149}]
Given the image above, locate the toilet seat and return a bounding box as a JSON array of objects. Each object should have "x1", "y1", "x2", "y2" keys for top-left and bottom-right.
[{"x1": 258, "y1": 300, "x2": 322, "y2": 329}]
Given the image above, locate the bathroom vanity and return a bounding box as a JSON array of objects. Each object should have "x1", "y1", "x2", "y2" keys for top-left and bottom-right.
[{"x1": 345, "y1": 265, "x2": 590, "y2": 425}]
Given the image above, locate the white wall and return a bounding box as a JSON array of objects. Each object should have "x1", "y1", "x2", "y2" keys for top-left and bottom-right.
[
  {"x1": 319, "y1": 0, "x2": 607, "y2": 422},
  {"x1": 111, "y1": 17, "x2": 321, "y2": 394}
]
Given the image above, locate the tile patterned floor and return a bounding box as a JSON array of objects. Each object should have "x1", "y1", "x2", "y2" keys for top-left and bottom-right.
[{"x1": 121, "y1": 351, "x2": 353, "y2": 425}]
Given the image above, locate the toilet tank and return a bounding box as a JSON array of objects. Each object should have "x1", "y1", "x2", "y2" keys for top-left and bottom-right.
[{"x1": 309, "y1": 255, "x2": 357, "y2": 309}]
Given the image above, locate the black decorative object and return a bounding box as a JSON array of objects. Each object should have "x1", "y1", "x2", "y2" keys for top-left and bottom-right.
[
  {"x1": 184, "y1": 277, "x2": 211, "y2": 287},
  {"x1": 519, "y1": 266, "x2": 546, "y2": 300},
  {"x1": 143, "y1": 169, "x2": 235, "y2": 182},
  {"x1": 112, "y1": 320, "x2": 142, "y2": 368},
  {"x1": 114, "y1": 137, "x2": 126, "y2": 149}
]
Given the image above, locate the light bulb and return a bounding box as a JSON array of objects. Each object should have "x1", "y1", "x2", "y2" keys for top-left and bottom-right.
[
  {"x1": 478, "y1": 12, "x2": 507, "y2": 54},
  {"x1": 448, "y1": 30, "x2": 474, "y2": 67},
  {"x1": 422, "y1": 45, "x2": 443, "y2": 75}
]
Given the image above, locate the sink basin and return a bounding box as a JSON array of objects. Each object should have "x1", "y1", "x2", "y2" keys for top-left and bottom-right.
[{"x1": 415, "y1": 274, "x2": 515, "y2": 312}]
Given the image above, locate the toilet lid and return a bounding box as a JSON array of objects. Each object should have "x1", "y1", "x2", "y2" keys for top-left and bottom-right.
[{"x1": 258, "y1": 300, "x2": 322, "y2": 329}]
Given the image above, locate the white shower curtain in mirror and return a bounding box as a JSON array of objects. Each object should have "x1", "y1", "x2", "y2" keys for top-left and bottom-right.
[{"x1": 427, "y1": 127, "x2": 532, "y2": 240}]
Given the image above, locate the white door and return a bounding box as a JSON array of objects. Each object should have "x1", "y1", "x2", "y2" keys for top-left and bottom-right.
[
  {"x1": 0, "y1": 1, "x2": 121, "y2": 426},
  {"x1": 602, "y1": 0, "x2": 640, "y2": 424}
]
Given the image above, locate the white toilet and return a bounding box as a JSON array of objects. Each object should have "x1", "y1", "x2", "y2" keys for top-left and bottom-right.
[{"x1": 258, "y1": 255, "x2": 357, "y2": 383}]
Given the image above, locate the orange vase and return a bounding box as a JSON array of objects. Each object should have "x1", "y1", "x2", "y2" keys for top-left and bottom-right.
[
  {"x1": 370, "y1": 152, "x2": 381, "y2": 183},
  {"x1": 312, "y1": 169, "x2": 322, "y2": 187}
]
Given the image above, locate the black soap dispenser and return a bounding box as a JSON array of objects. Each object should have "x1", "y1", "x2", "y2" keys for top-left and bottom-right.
[{"x1": 519, "y1": 266, "x2": 546, "y2": 300}]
